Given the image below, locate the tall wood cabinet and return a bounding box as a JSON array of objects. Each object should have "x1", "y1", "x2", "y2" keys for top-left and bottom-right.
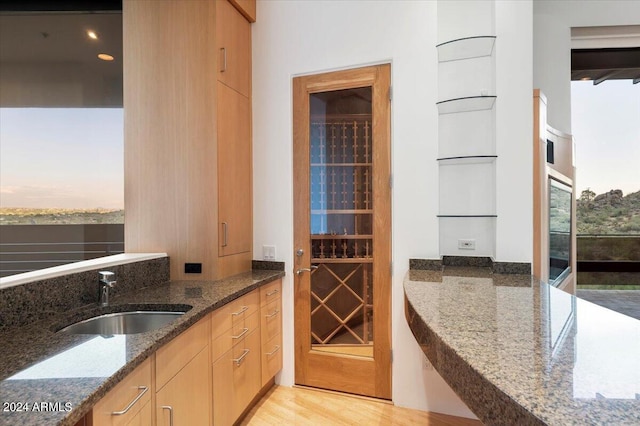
[{"x1": 124, "y1": 0, "x2": 254, "y2": 280}]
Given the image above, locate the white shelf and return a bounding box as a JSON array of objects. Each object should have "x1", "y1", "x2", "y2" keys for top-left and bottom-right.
[
  {"x1": 437, "y1": 155, "x2": 497, "y2": 165},
  {"x1": 436, "y1": 36, "x2": 496, "y2": 62},
  {"x1": 437, "y1": 96, "x2": 496, "y2": 115}
]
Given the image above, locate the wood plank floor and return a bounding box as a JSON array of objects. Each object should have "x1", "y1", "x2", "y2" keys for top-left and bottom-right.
[{"x1": 240, "y1": 385, "x2": 482, "y2": 426}]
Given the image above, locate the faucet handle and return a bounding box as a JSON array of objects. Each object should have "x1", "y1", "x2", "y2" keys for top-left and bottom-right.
[{"x1": 99, "y1": 271, "x2": 116, "y2": 284}]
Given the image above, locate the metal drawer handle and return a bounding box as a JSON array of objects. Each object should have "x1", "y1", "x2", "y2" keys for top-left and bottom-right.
[
  {"x1": 220, "y1": 47, "x2": 227, "y2": 72},
  {"x1": 111, "y1": 386, "x2": 148, "y2": 415},
  {"x1": 232, "y1": 349, "x2": 250, "y2": 366},
  {"x1": 266, "y1": 289, "x2": 279, "y2": 297},
  {"x1": 266, "y1": 345, "x2": 281, "y2": 356},
  {"x1": 232, "y1": 306, "x2": 248, "y2": 316},
  {"x1": 162, "y1": 405, "x2": 174, "y2": 426},
  {"x1": 222, "y1": 222, "x2": 228, "y2": 247},
  {"x1": 265, "y1": 309, "x2": 280, "y2": 319},
  {"x1": 232, "y1": 327, "x2": 249, "y2": 339}
]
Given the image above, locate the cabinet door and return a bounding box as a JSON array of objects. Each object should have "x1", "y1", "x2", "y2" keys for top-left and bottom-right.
[
  {"x1": 92, "y1": 358, "x2": 152, "y2": 426},
  {"x1": 218, "y1": 81, "x2": 251, "y2": 257},
  {"x1": 216, "y1": 0, "x2": 251, "y2": 97},
  {"x1": 156, "y1": 347, "x2": 211, "y2": 426},
  {"x1": 212, "y1": 329, "x2": 261, "y2": 426},
  {"x1": 125, "y1": 401, "x2": 151, "y2": 426}
]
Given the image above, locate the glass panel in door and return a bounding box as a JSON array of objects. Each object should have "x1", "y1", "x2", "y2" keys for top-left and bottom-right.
[{"x1": 309, "y1": 87, "x2": 374, "y2": 358}]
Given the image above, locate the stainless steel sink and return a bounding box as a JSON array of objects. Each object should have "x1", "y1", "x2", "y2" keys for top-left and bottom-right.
[{"x1": 58, "y1": 311, "x2": 186, "y2": 335}]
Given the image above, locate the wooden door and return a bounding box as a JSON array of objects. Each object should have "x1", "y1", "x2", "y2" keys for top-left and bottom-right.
[
  {"x1": 218, "y1": 81, "x2": 252, "y2": 257},
  {"x1": 293, "y1": 64, "x2": 392, "y2": 399}
]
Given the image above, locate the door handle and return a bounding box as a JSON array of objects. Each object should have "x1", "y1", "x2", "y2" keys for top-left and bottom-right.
[
  {"x1": 162, "y1": 405, "x2": 174, "y2": 426},
  {"x1": 221, "y1": 222, "x2": 228, "y2": 247},
  {"x1": 296, "y1": 265, "x2": 318, "y2": 275}
]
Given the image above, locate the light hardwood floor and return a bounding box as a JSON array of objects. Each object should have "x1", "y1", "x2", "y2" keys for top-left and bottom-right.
[{"x1": 240, "y1": 385, "x2": 482, "y2": 426}]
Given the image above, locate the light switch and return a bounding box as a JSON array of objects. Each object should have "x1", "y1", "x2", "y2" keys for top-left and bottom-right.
[{"x1": 262, "y1": 245, "x2": 276, "y2": 261}]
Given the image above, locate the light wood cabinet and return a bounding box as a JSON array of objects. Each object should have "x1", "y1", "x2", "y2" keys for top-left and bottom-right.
[
  {"x1": 216, "y1": 0, "x2": 251, "y2": 97},
  {"x1": 124, "y1": 0, "x2": 253, "y2": 281},
  {"x1": 156, "y1": 347, "x2": 211, "y2": 425},
  {"x1": 92, "y1": 357, "x2": 152, "y2": 426},
  {"x1": 91, "y1": 280, "x2": 281, "y2": 426},
  {"x1": 156, "y1": 316, "x2": 211, "y2": 425},
  {"x1": 229, "y1": 0, "x2": 256, "y2": 23},
  {"x1": 212, "y1": 328, "x2": 261, "y2": 426},
  {"x1": 260, "y1": 279, "x2": 282, "y2": 386},
  {"x1": 217, "y1": 81, "x2": 252, "y2": 258}
]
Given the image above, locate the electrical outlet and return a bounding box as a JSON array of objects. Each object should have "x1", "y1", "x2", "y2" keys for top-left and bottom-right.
[
  {"x1": 262, "y1": 245, "x2": 276, "y2": 261},
  {"x1": 458, "y1": 239, "x2": 476, "y2": 250}
]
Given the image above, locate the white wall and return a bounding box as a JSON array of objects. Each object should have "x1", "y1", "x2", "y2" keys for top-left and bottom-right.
[
  {"x1": 533, "y1": 0, "x2": 640, "y2": 133},
  {"x1": 253, "y1": 0, "x2": 532, "y2": 418}
]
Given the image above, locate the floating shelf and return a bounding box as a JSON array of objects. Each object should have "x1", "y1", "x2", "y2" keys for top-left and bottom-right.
[
  {"x1": 437, "y1": 96, "x2": 496, "y2": 115},
  {"x1": 437, "y1": 155, "x2": 497, "y2": 164},
  {"x1": 436, "y1": 36, "x2": 496, "y2": 62}
]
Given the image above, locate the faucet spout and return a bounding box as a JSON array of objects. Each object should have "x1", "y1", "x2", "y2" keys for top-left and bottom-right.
[{"x1": 98, "y1": 271, "x2": 116, "y2": 307}]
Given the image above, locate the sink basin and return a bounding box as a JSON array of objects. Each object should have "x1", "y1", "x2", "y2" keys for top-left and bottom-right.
[{"x1": 58, "y1": 311, "x2": 186, "y2": 335}]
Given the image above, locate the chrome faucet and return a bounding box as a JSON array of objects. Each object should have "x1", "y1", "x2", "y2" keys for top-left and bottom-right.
[{"x1": 98, "y1": 271, "x2": 116, "y2": 307}]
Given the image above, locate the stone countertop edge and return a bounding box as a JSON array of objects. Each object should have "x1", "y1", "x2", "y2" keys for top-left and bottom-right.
[
  {"x1": 0, "y1": 269, "x2": 284, "y2": 426},
  {"x1": 403, "y1": 269, "x2": 640, "y2": 426},
  {"x1": 404, "y1": 288, "x2": 544, "y2": 426}
]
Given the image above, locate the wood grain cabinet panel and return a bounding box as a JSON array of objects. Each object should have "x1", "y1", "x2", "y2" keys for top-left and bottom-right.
[
  {"x1": 260, "y1": 280, "x2": 282, "y2": 387},
  {"x1": 216, "y1": 0, "x2": 251, "y2": 97},
  {"x1": 217, "y1": 81, "x2": 252, "y2": 258},
  {"x1": 156, "y1": 347, "x2": 211, "y2": 425},
  {"x1": 92, "y1": 358, "x2": 152, "y2": 426},
  {"x1": 156, "y1": 315, "x2": 210, "y2": 390},
  {"x1": 212, "y1": 328, "x2": 261, "y2": 426}
]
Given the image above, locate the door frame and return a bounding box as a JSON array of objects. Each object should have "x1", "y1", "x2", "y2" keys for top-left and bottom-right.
[{"x1": 292, "y1": 64, "x2": 392, "y2": 399}]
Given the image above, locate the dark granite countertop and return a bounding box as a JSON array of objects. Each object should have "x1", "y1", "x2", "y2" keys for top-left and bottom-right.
[
  {"x1": 404, "y1": 268, "x2": 640, "y2": 426},
  {"x1": 0, "y1": 269, "x2": 284, "y2": 426}
]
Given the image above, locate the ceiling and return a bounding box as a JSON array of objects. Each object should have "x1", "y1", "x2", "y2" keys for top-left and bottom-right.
[
  {"x1": 571, "y1": 48, "x2": 640, "y2": 85},
  {"x1": 0, "y1": 8, "x2": 122, "y2": 107}
]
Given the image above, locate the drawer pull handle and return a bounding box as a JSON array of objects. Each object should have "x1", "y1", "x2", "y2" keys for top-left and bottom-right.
[
  {"x1": 220, "y1": 47, "x2": 227, "y2": 72},
  {"x1": 265, "y1": 309, "x2": 280, "y2": 319},
  {"x1": 266, "y1": 345, "x2": 281, "y2": 356},
  {"x1": 111, "y1": 386, "x2": 148, "y2": 415},
  {"x1": 162, "y1": 405, "x2": 174, "y2": 426},
  {"x1": 233, "y1": 349, "x2": 250, "y2": 366},
  {"x1": 221, "y1": 222, "x2": 228, "y2": 247},
  {"x1": 232, "y1": 306, "x2": 248, "y2": 316},
  {"x1": 232, "y1": 327, "x2": 249, "y2": 339},
  {"x1": 266, "y1": 289, "x2": 279, "y2": 297}
]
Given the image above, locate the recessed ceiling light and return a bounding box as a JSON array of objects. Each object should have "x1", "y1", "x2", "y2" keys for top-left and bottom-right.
[
  {"x1": 98, "y1": 53, "x2": 114, "y2": 61},
  {"x1": 87, "y1": 30, "x2": 98, "y2": 40}
]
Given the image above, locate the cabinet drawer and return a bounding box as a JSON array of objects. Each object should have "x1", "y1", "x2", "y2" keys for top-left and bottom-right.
[
  {"x1": 260, "y1": 279, "x2": 281, "y2": 306},
  {"x1": 212, "y1": 309, "x2": 259, "y2": 362},
  {"x1": 212, "y1": 329, "x2": 261, "y2": 426},
  {"x1": 211, "y1": 289, "x2": 259, "y2": 339},
  {"x1": 261, "y1": 332, "x2": 282, "y2": 387},
  {"x1": 156, "y1": 315, "x2": 210, "y2": 391},
  {"x1": 92, "y1": 357, "x2": 152, "y2": 426},
  {"x1": 260, "y1": 297, "x2": 282, "y2": 342}
]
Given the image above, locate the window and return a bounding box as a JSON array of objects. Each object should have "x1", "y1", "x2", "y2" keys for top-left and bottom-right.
[{"x1": 0, "y1": 5, "x2": 123, "y2": 278}]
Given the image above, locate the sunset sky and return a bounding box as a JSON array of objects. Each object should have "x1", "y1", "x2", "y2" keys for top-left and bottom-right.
[
  {"x1": 0, "y1": 80, "x2": 638, "y2": 210},
  {"x1": 0, "y1": 108, "x2": 123, "y2": 209},
  {"x1": 571, "y1": 80, "x2": 640, "y2": 197}
]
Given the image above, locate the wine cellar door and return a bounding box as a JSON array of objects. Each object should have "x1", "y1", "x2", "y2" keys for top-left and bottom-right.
[{"x1": 293, "y1": 64, "x2": 391, "y2": 399}]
